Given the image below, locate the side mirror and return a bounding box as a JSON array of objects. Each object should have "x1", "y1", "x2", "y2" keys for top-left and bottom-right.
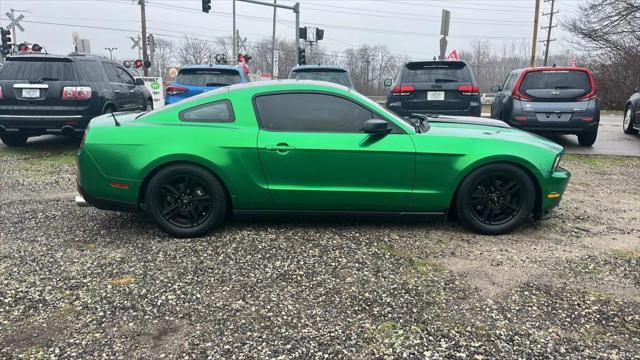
[
  {"x1": 383, "y1": 79, "x2": 393, "y2": 87},
  {"x1": 134, "y1": 78, "x2": 145, "y2": 86},
  {"x1": 635, "y1": 86, "x2": 640, "y2": 93},
  {"x1": 490, "y1": 85, "x2": 501, "y2": 92},
  {"x1": 363, "y1": 119, "x2": 391, "y2": 135}
]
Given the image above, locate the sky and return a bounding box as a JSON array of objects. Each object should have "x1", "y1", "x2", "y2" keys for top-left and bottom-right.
[{"x1": 0, "y1": 0, "x2": 586, "y2": 63}]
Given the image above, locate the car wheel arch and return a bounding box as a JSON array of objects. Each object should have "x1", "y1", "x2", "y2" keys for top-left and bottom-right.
[
  {"x1": 447, "y1": 158, "x2": 543, "y2": 219},
  {"x1": 138, "y1": 159, "x2": 233, "y2": 214}
]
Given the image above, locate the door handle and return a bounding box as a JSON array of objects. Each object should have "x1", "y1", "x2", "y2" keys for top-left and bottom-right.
[
  {"x1": 129, "y1": 90, "x2": 135, "y2": 93},
  {"x1": 114, "y1": 89, "x2": 120, "y2": 93},
  {"x1": 265, "y1": 143, "x2": 296, "y2": 151}
]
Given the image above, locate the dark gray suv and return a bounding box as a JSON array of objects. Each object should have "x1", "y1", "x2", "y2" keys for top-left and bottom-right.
[
  {"x1": 385, "y1": 61, "x2": 481, "y2": 117},
  {"x1": 490, "y1": 67, "x2": 600, "y2": 146}
]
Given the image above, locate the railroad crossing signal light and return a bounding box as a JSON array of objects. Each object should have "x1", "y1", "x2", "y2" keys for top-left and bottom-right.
[
  {"x1": 298, "y1": 47, "x2": 306, "y2": 65},
  {"x1": 1, "y1": 27, "x2": 11, "y2": 55},
  {"x1": 202, "y1": 0, "x2": 212, "y2": 13},
  {"x1": 134, "y1": 59, "x2": 144, "y2": 69}
]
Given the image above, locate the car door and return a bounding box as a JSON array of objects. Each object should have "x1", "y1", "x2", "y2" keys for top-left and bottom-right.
[
  {"x1": 101, "y1": 62, "x2": 129, "y2": 110},
  {"x1": 492, "y1": 72, "x2": 514, "y2": 119},
  {"x1": 115, "y1": 66, "x2": 142, "y2": 110},
  {"x1": 255, "y1": 92, "x2": 416, "y2": 211}
]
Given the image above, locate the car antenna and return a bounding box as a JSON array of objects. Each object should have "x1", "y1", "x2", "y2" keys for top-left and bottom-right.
[{"x1": 109, "y1": 108, "x2": 121, "y2": 127}]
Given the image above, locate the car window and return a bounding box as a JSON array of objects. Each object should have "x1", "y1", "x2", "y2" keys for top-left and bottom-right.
[
  {"x1": 502, "y1": 73, "x2": 514, "y2": 91},
  {"x1": 255, "y1": 92, "x2": 394, "y2": 133},
  {"x1": 101, "y1": 62, "x2": 121, "y2": 83},
  {"x1": 0, "y1": 58, "x2": 76, "y2": 81},
  {"x1": 289, "y1": 69, "x2": 352, "y2": 87},
  {"x1": 179, "y1": 100, "x2": 235, "y2": 123},
  {"x1": 401, "y1": 61, "x2": 472, "y2": 83},
  {"x1": 520, "y1": 70, "x2": 591, "y2": 92},
  {"x1": 116, "y1": 66, "x2": 135, "y2": 85},
  {"x1": 176, "y1": 69, "x2": 242, "y2": 87},
  {"x1": 76, "y1": 60, "x2": 104, "y2": 82}
]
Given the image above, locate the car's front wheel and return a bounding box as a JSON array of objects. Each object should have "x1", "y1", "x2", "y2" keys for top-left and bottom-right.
[
  {"x1": 455, "y1": 163, "x2": 536, "y2": 235},
  {"x1": 623, "y1": 106, "x2": 639, "y2": 135},
  {"x1": 0, "y1": 134, "x2": 29, "y2": 147},
  {"x1": 145, "y1": 164, "x2": 227, "y2": 238}
]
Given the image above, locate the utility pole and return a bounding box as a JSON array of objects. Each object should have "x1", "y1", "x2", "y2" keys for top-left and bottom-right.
[
  {"x1": 105, "y1": 47, "x2": 117, "y2": 60},
  {"x1": 530, "y1": 0, "x2": 541, "y2": 67},
  {"x1": 541, "y1": 0, "x2": 558, "y2": 66},
  {"x1": 232, "y1": 0, "x2": 237, "y2": 61},
  {"x1": 139, "y1": 0, "x2": 149, "y2": 76},
  {"x1": 271, "y1": 0, "x2": 277, "y2": 79}
]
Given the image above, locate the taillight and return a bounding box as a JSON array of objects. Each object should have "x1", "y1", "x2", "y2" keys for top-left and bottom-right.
[
  {"x1": 391, "y1": 85, "x2": 415, "y2": 96},
  {"x1": 457, "y1": 84, "x2": 480, "y2": 96},
  {"x1": 62, "y1": 86, "x2": 92, "y2": 100},
  {"x1": 512, "y1": 89, "x2": 532, "y2": 102},
  {"x1": 166, "y1": 86, "x2": 188, "y2": 96},
  {"x1": 0, "y1": 85, "x2": 3, "y2": 99},
  {"x1": 576, "y1": 89, "x2": 597, "y2": 102}
]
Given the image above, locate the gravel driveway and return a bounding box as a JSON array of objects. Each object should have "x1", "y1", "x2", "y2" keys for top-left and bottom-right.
[{"x1": 1, "y1": 139, "x2": 639, "y2": 358}]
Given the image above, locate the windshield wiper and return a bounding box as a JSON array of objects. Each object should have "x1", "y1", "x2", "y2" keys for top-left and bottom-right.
[
  {"x1": 205, "y1": 82, "x2": 229, "y2": 87},
  {"x1": 37, "y1": 77, "x2": 59, "y2": 82},
  {"x1": 434, "y1": 78, "x2": 458, "y2": 83}
]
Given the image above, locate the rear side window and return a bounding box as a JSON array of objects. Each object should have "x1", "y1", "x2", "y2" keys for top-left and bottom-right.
[
  {"x1": 520, "y1": 70, "x2": 591, "y2": 92},
  {"x1": 401, "y1": 61, "x2": 472, "y2": 83},
  {"x1": 177, "y1": 69, "x2": 241, "y2": 87},
  {"x1": 255, "y1": 92, "x2": 379, "y2": 133},
  {"x1": 289, "y1": 69, "x2": 352, "y2": 87},
  {"x1": 179, "y1": 100, "x2": 235, "y2": 123},
  {"x1": 116, "y1": 66, "x2": 135, "y2": 85},
  {"x1": 101, "y1": 63, "x2": 121, "y2": 83},
  {"x1": 76, "y1": 60, "x2": 104, "y2": 82},
  {"x1": 0, "y1": 58, "x2": 76, "y2": 81}
]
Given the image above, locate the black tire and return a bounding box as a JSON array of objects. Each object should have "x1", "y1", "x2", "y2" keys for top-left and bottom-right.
[
  {"x1": 623, "y1": 106, "x2": 639, "y2": 135},
  {"x1": 145, "y1": 164, "x2": 227, "y2": 238},
  {"x1": 577, "y1": 126, "x2": 598, "y2": 146},
  {"x1": 0, "y1": 134, "x2": 29, "y2": 147},
  {"x1": 144, "y1": 99, "x2": 153, "y2": 111},
  {"x1": 455, "y1": 163, "x2": 536, "y2": 235}
]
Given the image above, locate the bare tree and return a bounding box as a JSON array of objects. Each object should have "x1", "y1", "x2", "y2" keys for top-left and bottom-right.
[
  {"x1": 153, "y1": 38, "x2": 175, "y2": 81},
  {"x1": 176, "y1": 36, "x2": 213, "y2": 65}
]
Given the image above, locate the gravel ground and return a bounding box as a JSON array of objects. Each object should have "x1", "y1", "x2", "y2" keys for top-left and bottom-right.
[{"x1": 1, "y1": 139, "x2": 639, "y2": 359}]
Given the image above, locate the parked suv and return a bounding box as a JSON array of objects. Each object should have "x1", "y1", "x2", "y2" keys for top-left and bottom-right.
[
  {"x1": 0, "y1": 52, "x2": 152, "y2": 146},
  {"x1": 165, "y1": 65, "x2": 249, "y2": 105},
  {"x1": 490, "y1": 67, "x2": 600, "y2": 146},
  {"x1": 384, "y1": 61, "x2": 481, "y2": 117},
  {"x1": 288, "y1": 65, "x2": 354, "y2": 88}
]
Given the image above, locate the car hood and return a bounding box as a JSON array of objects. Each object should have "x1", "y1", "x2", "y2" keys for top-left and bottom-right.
[{"x1": 424, "y1": 119, "x2": 563, "y2": 154}]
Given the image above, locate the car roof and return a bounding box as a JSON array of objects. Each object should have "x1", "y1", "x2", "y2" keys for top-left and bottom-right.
[
  {"x1": 227, "y1": 79, "x2": 350, "y2": 93},
  {"x1": 290, "y1": 64, "x2": 348, "y2": 72},
  {"x1": 180, "y1": 64, "x2": 243, "y2": 71},
  {"x1": 6, "y1": 52, "x2": 108, "y2": 62}
]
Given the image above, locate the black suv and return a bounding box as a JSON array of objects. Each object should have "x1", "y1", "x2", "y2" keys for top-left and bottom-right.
[
  {"x1": 0, "y1": 52, "x2": 152, "y2": 146},
  {"x1": 385, "y1": 61, "x2": 481, "y2": 117}
]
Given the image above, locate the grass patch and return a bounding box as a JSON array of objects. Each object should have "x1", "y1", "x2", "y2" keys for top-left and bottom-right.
[
  {"x1": 109, "y1": 275, "x2": 136, "y2": 286},
  {"x1": 563, "y1": 154, "x2": 640, "y2": 169},
  {"x1": 389, "y1": 248, "x2": 447, "y2": 278},
  {"x1": 613, "y1": 249, "x2": 640, "y2": 259}
]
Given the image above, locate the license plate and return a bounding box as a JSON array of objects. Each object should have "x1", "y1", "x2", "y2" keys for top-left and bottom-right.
[
  {"x1": 427, "y1": 91, "x2": 445, "y2": 101},
  {"x1": 22, "y1": 89, "x2": 40, "y2": 98}
]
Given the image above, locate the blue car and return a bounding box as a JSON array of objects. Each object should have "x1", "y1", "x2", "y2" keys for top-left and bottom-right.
[{"x1": 165, "y1": 65, "x2": 250, "y2": 105}]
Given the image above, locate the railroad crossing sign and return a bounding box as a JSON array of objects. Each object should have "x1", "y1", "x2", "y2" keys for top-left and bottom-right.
[
  {"x1": 129, "y1": 35, "x2": 141, "y2": 50},
  {"x1": 5, "y1": 11, "x2": 25, "y2": 33}
]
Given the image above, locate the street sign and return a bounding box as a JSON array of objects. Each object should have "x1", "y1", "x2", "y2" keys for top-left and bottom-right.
[
  {"x1": 439, "y1": 37, "x2": 448, "y2": 60},
  {"x1": 5, "y1": 12, "x2": 25, "y2": 32},
  {"x1": 273, "y1": 49, "x2": 280, "y2": 78},
  {"x1": 440, "y1": 9, "x2": 450, "y2": 37},
  {"x1": 137, "y1": 77, "x2": 165, "y2": 109}
]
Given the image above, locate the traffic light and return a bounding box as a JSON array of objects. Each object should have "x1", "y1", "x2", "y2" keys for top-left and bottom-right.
[
  {"x1": 298, "y1": 47, "x2": 306, "y2": 65},
  {"x1": 147, "y1": 34, "x2": 155, "y2": 52},
  {"x1": 202, "y1": 0, "x2": 211, "y2": 13},
  {"x1": 299, "y1": 27, "x2": 307, "y2": 40},
  {"x1": 1, "y1": 27, "x2": 11, "y2": 56},
  {"x1": 315, "y1": 28, "x2": 324, "y2": 41}
]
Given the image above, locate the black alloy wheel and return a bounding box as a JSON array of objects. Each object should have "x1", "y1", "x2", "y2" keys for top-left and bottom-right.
[
  {"x1": 456, "y1": 163, "x2": 535, "y2": 235},
  {"x1": 146, "y1": 164, "x2": 227, "y2": 237}
]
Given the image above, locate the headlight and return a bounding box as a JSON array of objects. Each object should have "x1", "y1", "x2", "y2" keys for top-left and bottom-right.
[{"x1": 552, "y1": 154, "x2": 562, "y2": 171}]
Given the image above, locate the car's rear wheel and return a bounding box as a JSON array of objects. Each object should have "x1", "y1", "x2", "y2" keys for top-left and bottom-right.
[
  {"x1": 623, "y1": 106, "x2": 639, "y2": 135},
  {"x1": 145, "y1": 164, "x2": 227, "y2": 238},
  {"x1": 577, "y1": 127, "x2": 598, "y2": 146},
  {"x1": 455, "y1": 163, "x2": 535, "y2": 235},
  {"x1": 0, "y1": 134, "x2": 29, "y2": 147}
]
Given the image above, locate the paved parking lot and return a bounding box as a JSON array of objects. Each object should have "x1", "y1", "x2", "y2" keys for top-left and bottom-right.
[{"x1": 0, "y1": 137, "x2": 639, "y2": 358}]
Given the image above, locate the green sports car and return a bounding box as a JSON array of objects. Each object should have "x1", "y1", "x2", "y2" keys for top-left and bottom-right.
[{"x1": 76, "y1": 81, "x2": 570, "y2": 237}]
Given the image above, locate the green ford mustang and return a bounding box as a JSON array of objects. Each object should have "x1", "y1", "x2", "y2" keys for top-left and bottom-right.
[{"x1": 76, "y1": 80, "x2": 570, "y2": 237}]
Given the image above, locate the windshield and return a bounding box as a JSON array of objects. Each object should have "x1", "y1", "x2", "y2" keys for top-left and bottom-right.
[
  {"x1": 176, "y1": 69, "x2": 242, "y2": 87},
  {"x1": 0, "y1": 58, "x2": 76, "y2": 81},
  {"x1": 401, "y1": 61, "x2": 472, "y2": 83},
  {"x1": 290, "y1": 69, "x2": 352, "y2": 87},
  {"x1": 520, "y1": 70, "x2": 591, "y2": 91}
]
